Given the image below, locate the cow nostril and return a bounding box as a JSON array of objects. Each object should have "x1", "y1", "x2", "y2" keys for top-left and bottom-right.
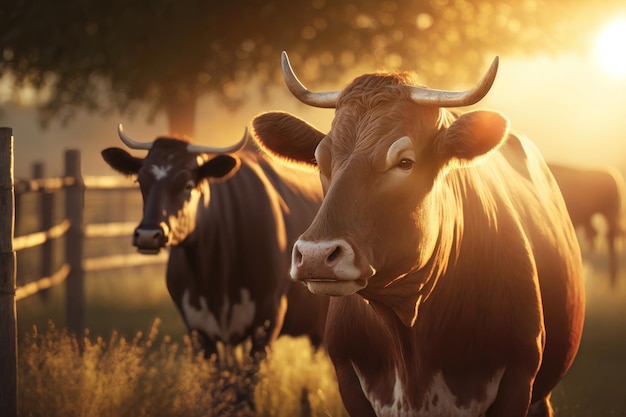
[
  {"x1": 327, "y1": 246, "x2": 342, "y2": 265},
  {"x1": 133, "y1": 227, "x2": 167, "y2": 248},
  {"x1": 293, "y1": 246, "x2": 303, "y2": 266}
]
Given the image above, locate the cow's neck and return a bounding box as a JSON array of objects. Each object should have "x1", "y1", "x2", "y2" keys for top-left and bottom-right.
[
  {"x1": 182, "y1": 183, "x2": 236, "y2": 290},
  {"x1": 363, "y1": 180, "x2": 462, "y2": 328}
]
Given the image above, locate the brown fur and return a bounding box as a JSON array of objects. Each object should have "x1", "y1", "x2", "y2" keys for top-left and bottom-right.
[{"x1": 253, "y1": 69, "x2": 585, "y2": 417}]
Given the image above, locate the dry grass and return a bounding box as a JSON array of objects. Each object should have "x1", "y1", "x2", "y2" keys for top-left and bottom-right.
[
  {"x1": 16, "y1": 252, "x2": 626, "y2": 417},
  {"x1": 15, "y1": 266, "x2": 626, "y2": 417},
  {"x1": 256, "y1": 339, "x2": 346, "y2": 417},
  {"x1": 18, "y1": 319, "x2": 347, "y2": 417}
]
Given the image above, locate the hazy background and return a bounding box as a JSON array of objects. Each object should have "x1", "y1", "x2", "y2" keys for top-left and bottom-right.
[
  {"x1": 4, "y1": 52, "x2": 626, "y2": 179},
  {"x1": 2, "y1": 1, "x2": 626, "y2": 179}
]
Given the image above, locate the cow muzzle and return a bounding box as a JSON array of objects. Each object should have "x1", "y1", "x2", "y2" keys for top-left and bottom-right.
[
  {"x1": 133, "y1": 225, "x2": 168, "y2": 254},
  {"x1": 291, "y1": 238, "x2": 374, "y2": 296}
]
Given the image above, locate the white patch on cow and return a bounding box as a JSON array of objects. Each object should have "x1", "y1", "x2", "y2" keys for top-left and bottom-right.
[
  {"x1": 385, "y1": 136, "x2": 415, "y2": 171},
  {"x1": 351, "y1": 362, "x2": 505, "y2": 417},
  {"x1": 181, "y1": 288, "x2": 256, "y2": 344},
  {"x1": 149, "y1": 164, "x2": 171, "y2": 181}
]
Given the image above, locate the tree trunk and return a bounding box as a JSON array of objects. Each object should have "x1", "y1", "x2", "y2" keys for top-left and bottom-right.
[{"x1": 164, "y1": 87, "x2": 197, "y2": 138}]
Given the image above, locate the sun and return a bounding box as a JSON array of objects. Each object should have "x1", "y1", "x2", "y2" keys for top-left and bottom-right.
[{"x1": 594, "y1": 17, "x2": 626, "y2": 76}]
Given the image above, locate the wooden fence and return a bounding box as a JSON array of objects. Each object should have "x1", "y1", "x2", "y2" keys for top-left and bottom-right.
[{"x1": 0, "y1": 127, "x2": 167, "y2": 417}]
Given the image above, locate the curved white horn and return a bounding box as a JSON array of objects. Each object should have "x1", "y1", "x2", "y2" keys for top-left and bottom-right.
[
  {"x1": 186, "y1": 126, "x2": 248, "y2": 154},
  {"x1": 282, "y1": 51, "x2": 499, "y2": 109},
  {"x1": 407, "y1": 57, "x2": 499, "y2": 107},
  {"x1": 282, "y1": 51, "x2": 340, "y2": 108},
  {"x1": 117, "y1": 124, "x2": 154, "y2": 150}
]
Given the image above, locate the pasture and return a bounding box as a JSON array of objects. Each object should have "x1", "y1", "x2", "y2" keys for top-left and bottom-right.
[
  {"x1": 15, "y1": 245, "x2": 626, "y2": 416},
  {"x1": 13, "y1": 186, "x2": 626, "y2": 416}
]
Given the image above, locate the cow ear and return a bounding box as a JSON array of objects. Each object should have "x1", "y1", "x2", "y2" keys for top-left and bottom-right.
[
  {"x1": 252, "y1": 111, "x2": 325, "y2": 166},
  {"x1": 101, "y1": 147, "x2": 143, "y2": 176},
  {"x1": 197, "y1": 154, "x2": 240, "y2": 181},
  {"x1": 438, "y1": 110, "x2": 510, "y2": 163}
]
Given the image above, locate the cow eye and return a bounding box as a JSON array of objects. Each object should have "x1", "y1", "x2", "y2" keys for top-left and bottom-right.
[
  {"x1": 396, "y1": 158, "x2": 414, "y2": 170},
  {"x1": 184, "y1": 180, "x2": 195, "y2": 191}
]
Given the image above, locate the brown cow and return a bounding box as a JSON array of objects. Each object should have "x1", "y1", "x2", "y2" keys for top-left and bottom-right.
[
  {"x1": 548, "y1": 162, "x2": 626, "y2": 285},
  {"x1": 101, "y1": 125, "x2": 328, "y2": 361},
  {"x1": 251, "y1": 52, "x2": 585, "y2": 417}
]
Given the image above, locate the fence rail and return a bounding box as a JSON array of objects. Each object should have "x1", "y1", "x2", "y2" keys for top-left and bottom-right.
[
  {"x1": 15, "y1": 264, "x2": 70, "y2": 301},
  {"x1": 13, "y1": 174, "x2": 165, "y2": 305},
  {"x1": 0, "y1": 129, "x2": 167, "y2": 417},
  {"x1": 14, "y1": 176, "x2": 75, "y2": 193},
  {"x1": 13, "y1": 219, "x2": 71, "y2": 251}
]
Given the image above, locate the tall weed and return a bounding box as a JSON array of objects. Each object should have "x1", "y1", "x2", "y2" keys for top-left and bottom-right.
[{"x1": 18, "y1": 319, "x2": 347, "y2": 417}]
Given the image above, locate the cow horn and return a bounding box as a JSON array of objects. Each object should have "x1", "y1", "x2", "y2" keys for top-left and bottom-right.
[
  {"x1": 407, "y1": 57, "x2": 499, "y2": 107},
  {"x1": 118, "y1": 124, "x2": 248, "y2": 154},
  {"x1": 282, "y1": 51, "x2": 340, "y2": 108},
  {"x1": 282, "y1": 51, "x2": 499, "y2": 109},
  {"x1": 117, "y1": 124, "x2": 154, "y2": 150},
  {"x1": 186, "y1": 126, "x2": 248, "y2": 154}
]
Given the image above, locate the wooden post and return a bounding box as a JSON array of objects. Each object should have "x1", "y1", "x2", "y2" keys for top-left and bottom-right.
[
  {"x1": 64, "y1": 150, "x2": 84, "y2": 341},
  {"x1": 0, "y1": 127, "x2": 18, "y2": 417},
  {"x1": 34, "y1": 162, "x2": 53, "y2": 302}
]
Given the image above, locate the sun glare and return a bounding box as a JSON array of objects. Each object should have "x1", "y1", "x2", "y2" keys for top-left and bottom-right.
[{"x1": 595, "y1": 17, "x2": 626, "y2": 76}]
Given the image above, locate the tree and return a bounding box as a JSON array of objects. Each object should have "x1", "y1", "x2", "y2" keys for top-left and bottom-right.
[{"x1": 0, "y1": 0, "x2": 620, "y2": 137}]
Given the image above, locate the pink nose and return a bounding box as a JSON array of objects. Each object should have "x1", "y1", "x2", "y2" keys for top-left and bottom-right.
[{"x1": 290, "y1": 239, "x2": 358, "y2": 281}]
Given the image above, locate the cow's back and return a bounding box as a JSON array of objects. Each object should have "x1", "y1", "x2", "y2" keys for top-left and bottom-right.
[
  {"x1": 406, "y1": 132, "x2": 585, "y2": 411},
  {"x1": 256, "y1": 152, "x2": 323, "y2": 236},
  {"x1": 409, "y1": 132, "x2": 585, "y2": 406},
  {"x1": 493, "y1": 135, "x2": 585, "y2": 400},
  {"x1": 549, "y1": 164, "x2": 623, "y2": 225},
  {"x1": 248, "y1": 147, "x2": 329, "y2": 344}
]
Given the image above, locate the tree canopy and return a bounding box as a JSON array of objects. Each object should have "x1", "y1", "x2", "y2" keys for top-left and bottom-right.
[{"x1": 1, "y1": 0, "x2": 621, "y2": 136}]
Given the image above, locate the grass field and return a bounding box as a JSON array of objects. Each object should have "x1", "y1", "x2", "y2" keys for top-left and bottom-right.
[
  {"x1": 551, "y1": 257, "x2": 626, "y2": 417},
  {"x1": 12, "y1": 186, "x2": 626, "y2": 416},
  {"x1": 16, "y1": 264, "x2": 347, "y2": 417}
]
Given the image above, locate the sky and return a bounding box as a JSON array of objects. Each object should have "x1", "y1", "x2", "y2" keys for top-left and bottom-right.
[
  {"x1": 2, "y1": 19, "x2": 626, "y2": 180},
  {"x1": 482, "y1": 53, "x2": 626, "y2": 170}
]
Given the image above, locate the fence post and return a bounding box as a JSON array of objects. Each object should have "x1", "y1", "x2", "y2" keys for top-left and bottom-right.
[
  {"x1": 0, "y1": 127, "x2": 18, "y2": 417},
  {"x1": 34, "y1": 162, "x2": 53, "y2": 302},
  {"x1": 64, "y1": 150, "x2": 84, "y2": 341}
]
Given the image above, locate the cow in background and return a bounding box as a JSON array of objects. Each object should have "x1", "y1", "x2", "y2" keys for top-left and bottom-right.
[
  {"x1": 549, "y1": 162, "x2": 626, "y2": 285},
  {"x1": 101, "y1": 125, "x2": 328, "y2": 362},
  {"x1": 251, "y1": 52, "x2": 585, "y2": 417}
]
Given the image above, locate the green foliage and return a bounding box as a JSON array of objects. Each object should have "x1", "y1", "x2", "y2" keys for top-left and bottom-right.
[{"x1": 1, "y1": 0, "x2": 623, "y2": 134}]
